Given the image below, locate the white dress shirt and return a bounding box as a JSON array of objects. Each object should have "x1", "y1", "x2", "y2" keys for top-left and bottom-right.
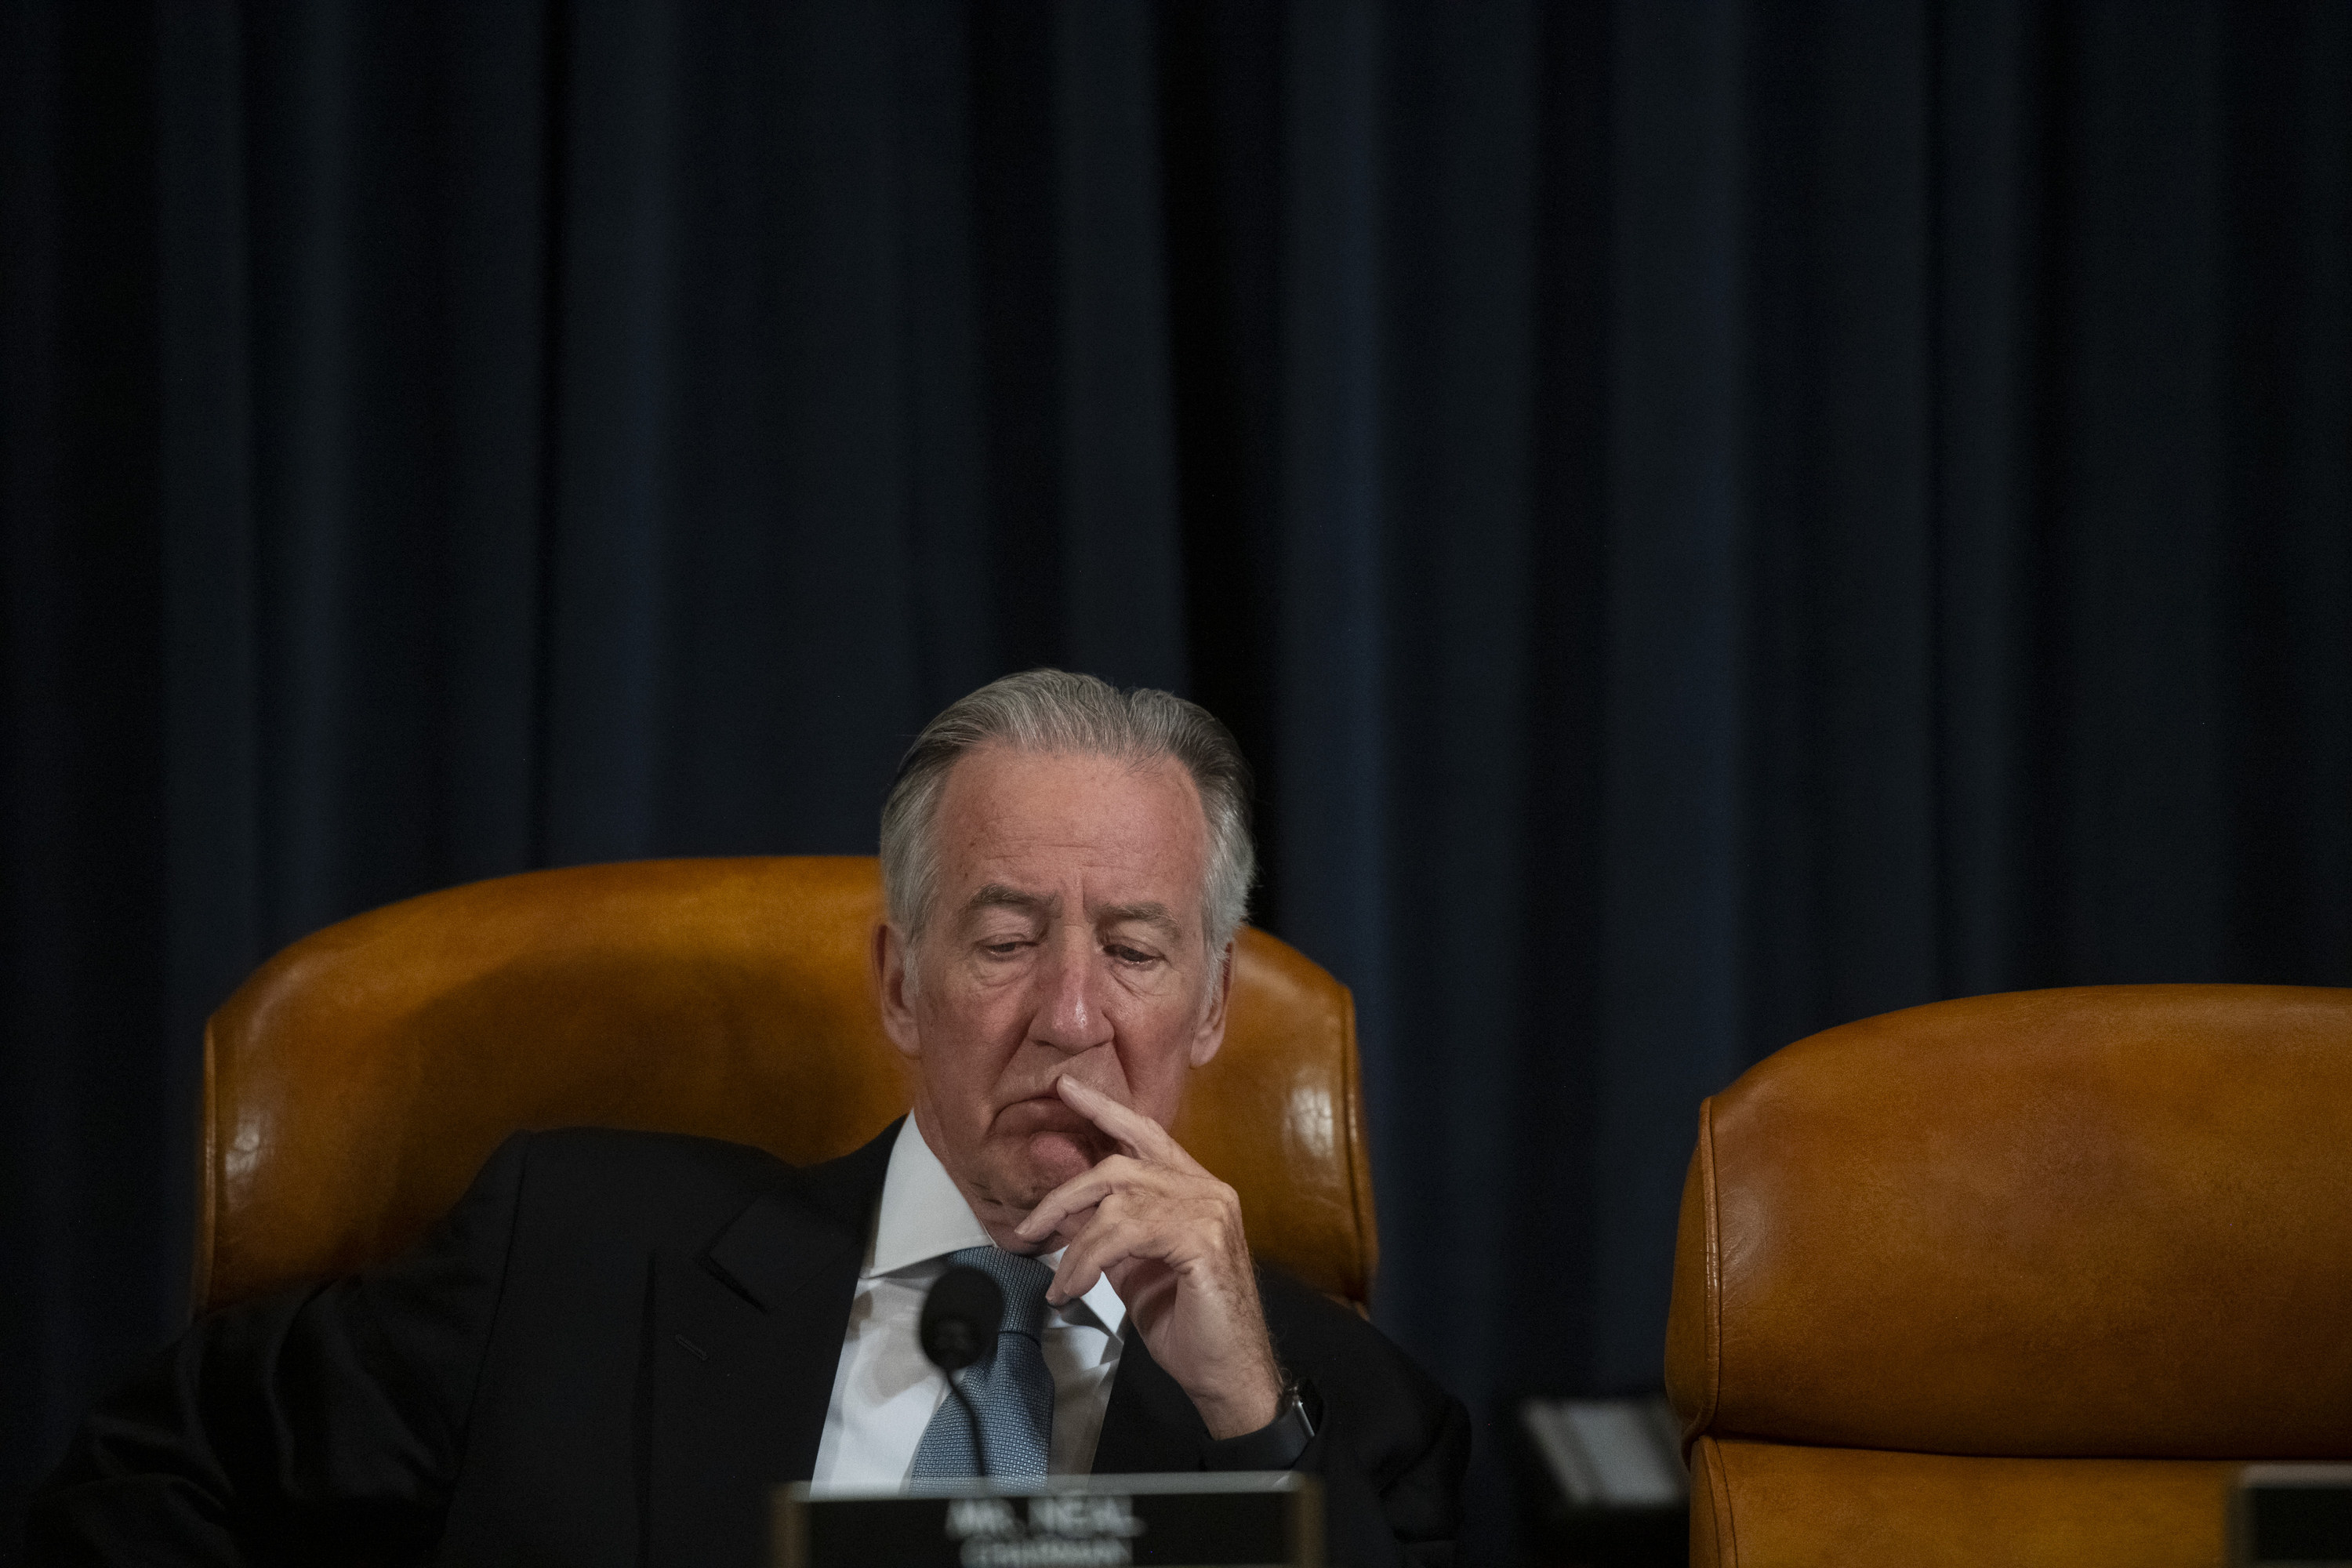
[{"x1": 808, "y1": 1119, "x2": 1128, "y2": 1492}]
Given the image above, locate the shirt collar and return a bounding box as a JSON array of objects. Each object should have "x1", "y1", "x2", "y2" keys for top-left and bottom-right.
[{"x1": 869, "y1": 1116, "x2": 1127, "y2": 1338}]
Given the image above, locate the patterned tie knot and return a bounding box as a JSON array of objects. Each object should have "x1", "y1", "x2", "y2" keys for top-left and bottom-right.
[{"x1": 948, "y1": 1245, "x2": 1054, "y2": 1346}]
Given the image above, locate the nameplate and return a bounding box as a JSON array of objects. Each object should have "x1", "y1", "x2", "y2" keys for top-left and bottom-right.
[
  {"x1": 2234, "y1": 1465, "x2": 2352, "y2": 1567},
  {"x1": 774, "y1": 1472, "x2": 1321, "y2": 1568}
]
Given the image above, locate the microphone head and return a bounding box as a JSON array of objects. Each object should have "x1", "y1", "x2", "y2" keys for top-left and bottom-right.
[{"x1": 920, "y1": 1265, "x2": 1004, "y2": 1374}]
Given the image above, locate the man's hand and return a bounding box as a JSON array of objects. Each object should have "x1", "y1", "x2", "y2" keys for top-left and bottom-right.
[{"x1": 1013, "y1": 1076, "x2": 1284, "y2": 1440}]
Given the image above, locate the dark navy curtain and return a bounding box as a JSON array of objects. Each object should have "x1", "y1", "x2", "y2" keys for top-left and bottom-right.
[{"x1": 6, "y1": 1, "x2": 2349, "y2": 1556}]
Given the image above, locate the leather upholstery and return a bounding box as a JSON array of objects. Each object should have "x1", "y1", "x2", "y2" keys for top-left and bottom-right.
[
  {"x1": 1686, "y1": 1439, "x2": 2240, "y2": 1568},
  {"x1": 1668, "y1": 984, "x2": 2352, "y2": 1566},
  {"x1": 195, "y1": 857, "x2": 1376, "y2": 1316}
]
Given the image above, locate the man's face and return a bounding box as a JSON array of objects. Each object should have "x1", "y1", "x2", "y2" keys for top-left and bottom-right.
[{"x1": 875, "y1": 745, "x2": 1232, "y2": 1238}]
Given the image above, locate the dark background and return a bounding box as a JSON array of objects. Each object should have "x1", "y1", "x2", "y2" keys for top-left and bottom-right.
[{"x1": 5, "y1": 0, "x2": 2347, "y2": 1559}]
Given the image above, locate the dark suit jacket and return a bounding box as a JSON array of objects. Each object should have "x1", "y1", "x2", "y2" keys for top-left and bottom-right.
[{"x1": 30, "y1": 1123, "x2": 1468, "y2": 1566}]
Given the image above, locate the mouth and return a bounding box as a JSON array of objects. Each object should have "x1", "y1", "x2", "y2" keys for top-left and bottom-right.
[{"x1": 993, "y1": 1094, "x2": 1097, "y2": 1138}]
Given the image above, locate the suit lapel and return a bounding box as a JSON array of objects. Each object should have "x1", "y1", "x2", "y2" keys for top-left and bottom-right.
[
  {"x1": 1090, "y1": 1323, "x2": 1210, "y2": 1475},
  {"x1": 645, "y1": 1128, "x2": 895, "y2": 1566}
]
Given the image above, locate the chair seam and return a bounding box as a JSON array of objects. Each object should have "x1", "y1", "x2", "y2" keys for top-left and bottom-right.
[
  {"x1": 1705, "y1": 1434, "x2": 1740, "y2": 1568},
  {"x1": 1700, "y1": 1096, "x2": 1723, "y2": 1435},
  {"x1": 1336, "y1": 980, "x2": 1375, "y2": 1312}
]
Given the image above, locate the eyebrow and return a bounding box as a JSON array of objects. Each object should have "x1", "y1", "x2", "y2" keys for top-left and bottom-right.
[
  {"x1": 964, "y1": 884, "x2": 1055, "y2": 920},
  {"x1": 1096, "y1": 902, "x2": 1183, "y2": 940},
  {"x1": 960, "y1": 887, "x2": 1185, "y2": 941}
]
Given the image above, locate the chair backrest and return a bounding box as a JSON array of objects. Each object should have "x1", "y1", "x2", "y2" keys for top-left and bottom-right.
[
  {"x1": 196, "y1": 857, "x2": 1377, "y2": 1315},
  {"x1": 1667, "y1": 984, "x2": 2352, "y2": 1567}
]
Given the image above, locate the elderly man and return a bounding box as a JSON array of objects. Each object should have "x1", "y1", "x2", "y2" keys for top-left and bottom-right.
[{"x1": 30, "y1": 671, "x2": 1468, "y2": 1566}]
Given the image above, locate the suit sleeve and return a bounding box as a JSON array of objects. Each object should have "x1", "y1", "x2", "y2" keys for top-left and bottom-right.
[
  {"x1": 1256, "y1": 1273, "x2": 1474, "y2": 1568},
  {"x1": 1292, "y1": 1388, "x2": 1472, "y2": 1568},
  {"x1": 24, "y1": 1133, "x2": 535, "y2": 1566}
]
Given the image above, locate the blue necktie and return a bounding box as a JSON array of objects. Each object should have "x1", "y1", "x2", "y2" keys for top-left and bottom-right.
[{"x1": 909, "y1": 1246, "x2": 1058, "y2": 1482}]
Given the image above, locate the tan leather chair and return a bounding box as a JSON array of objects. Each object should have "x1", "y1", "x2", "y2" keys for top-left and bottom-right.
[
  {"x1": 1666, "y1": 984, "x2": 2352, "y2": 1566},
  {"x1": 194, "y1": 856, "x2": 1377, "y2": 1316}
]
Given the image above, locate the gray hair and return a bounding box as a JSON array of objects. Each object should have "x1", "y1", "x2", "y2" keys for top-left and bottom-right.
[{"x1": 879, "y1": 670, "x2": 1257, "y2": 960}]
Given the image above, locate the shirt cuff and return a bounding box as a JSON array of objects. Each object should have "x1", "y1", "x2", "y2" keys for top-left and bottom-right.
[{"x1": 1200, "y1": 1381, "x2": 1320, "y2": 1472}]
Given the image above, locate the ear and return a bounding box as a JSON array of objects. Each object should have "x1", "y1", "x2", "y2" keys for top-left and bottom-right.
[
  {"x1": 1187, "y1": 938, "x2": 1236, "y2": 1069},
  {"x1": 873, "y1": 920, "x2": 921, "y2": 1060}
]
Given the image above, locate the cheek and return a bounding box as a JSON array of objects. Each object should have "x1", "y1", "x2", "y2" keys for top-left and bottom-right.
[
  {"x1": 1114, "y1": 1017, "x2": 1201, "y2": 1120},
  {"x1": 915, "y1": 985, "x2": 1025, "y2": 1093}
]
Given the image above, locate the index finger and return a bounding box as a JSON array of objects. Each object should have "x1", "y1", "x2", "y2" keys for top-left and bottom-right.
[{"x1": 1054, "y1": 1075, "x2": 1192, "y2": 1169}]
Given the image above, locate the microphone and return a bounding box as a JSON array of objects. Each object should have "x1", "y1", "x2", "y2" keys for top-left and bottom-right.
[{"x1": 920, "y1": 1265, "x2": 1004, "y2": 1481}]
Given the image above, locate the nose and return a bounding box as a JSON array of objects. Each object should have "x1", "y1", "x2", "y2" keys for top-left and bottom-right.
[{"x1": 1029, "y1": 927, "x2": 1112, "y2": 1055}]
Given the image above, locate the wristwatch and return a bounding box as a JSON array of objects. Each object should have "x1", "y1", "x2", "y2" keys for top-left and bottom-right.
[{"x1": 1203, "y1": 1379, "x2": 1320, "y2": 1472}]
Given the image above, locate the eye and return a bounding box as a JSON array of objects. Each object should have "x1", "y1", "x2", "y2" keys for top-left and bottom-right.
[
  {"x1": 1105, "y1": 943, "x2": 1160, "y2": 967},
  {"x1": 979, "y1": 938, "x2": 1032, "y2": 959}
]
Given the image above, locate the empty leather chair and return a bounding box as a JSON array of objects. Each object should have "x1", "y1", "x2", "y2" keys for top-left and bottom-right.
[
  {"x1": 1668, "y1": 984, "x2": 2352, "y2": 1566},
  {"x1": 194, "y1": 856, "x2": 1377, "y2": 1315}
]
